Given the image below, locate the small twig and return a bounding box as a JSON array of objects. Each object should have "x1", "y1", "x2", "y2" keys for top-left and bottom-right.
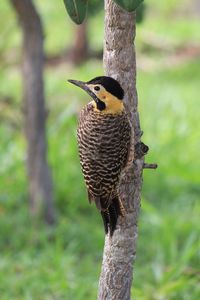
[{"x1": 143, "y1": 163, "x2": 158, "y2": 169}]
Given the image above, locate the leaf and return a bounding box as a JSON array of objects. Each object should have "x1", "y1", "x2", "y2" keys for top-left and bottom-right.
[
  {"x1": 113, "y1": 0, "x2": 144, "y2": 12},
  {"x1": 63, "y1": 0, "x2": 88, "y2": 25}
]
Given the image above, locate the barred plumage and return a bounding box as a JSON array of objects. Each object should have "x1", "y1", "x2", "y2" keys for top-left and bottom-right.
[
  {"x1": 77, "y1": 102, "x2": 131, "y2": 234},
  {"x1": 68, "y1": 76, "x2": 132, "y2": 235}
]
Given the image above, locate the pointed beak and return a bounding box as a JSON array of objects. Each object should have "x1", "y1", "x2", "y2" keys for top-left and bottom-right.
[
  {"x1": 68, "y1": 79, "x2": 87, "y2": 90},
  {"x1": 68, "y1": 79, "x2": 99, "y2": 102}
]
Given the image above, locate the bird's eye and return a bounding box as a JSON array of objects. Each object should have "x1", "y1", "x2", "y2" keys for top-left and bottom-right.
[{"x1": 94, "y1": 86, "x2": 100, "y2": 91}]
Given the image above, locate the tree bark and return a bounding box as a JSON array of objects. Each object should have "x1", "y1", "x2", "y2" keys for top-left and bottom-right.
[
  {"x1": 98, "y1": 1, "x2": 143, "y2": 299},
  {"x1": 10, "y1": 0, "x2": 55, "y2": 224},
  {"x1": 70, "y1": 21, "x2": 88, "y2": 65}
]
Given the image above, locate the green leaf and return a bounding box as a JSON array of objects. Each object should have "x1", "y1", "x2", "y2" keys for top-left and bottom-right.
[
  {"x1": 63, "y1": 0, "x2": 88, "y2": 25},
  {"x1": 113, "y1": 0, "x2": 144, "y2": 12}
]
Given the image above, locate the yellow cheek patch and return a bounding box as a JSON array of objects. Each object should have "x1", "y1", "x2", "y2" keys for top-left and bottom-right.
[
  {"x1": 92, "y1": 94, "x2": 124, "y2": 114},
  {"x1": 103, "y1": 92, "x2": 124, "y2": 114},
  {"x1": 98, "y1": 90, "x2": 106, "y2": 100},
  {"x1": 88, "y1": 84, "x2": 124, "y2": 114}
]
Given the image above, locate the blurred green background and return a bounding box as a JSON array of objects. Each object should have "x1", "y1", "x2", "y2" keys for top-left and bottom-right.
[{"x1": 0, "y1": 0, "x2": 200, "y2": 299}]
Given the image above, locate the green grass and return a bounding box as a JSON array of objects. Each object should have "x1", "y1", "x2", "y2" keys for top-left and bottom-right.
[{"x1": 0, "y1": 1, "x2": 200, "y2": 299}]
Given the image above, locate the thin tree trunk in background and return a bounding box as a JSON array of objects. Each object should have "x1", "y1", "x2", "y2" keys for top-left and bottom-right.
[
  {"x1": 194, "y1": 0, "x2": 200, "y2": 14},
  {"x1": 70, "y1": 21, "x2": 88, "y2": 65},
  {"x1": 10, "y1": 0, "x2": 55, "y2": 224},
  {"x1": 98, "y1": 1, "x2": 143, "y2": 299}
]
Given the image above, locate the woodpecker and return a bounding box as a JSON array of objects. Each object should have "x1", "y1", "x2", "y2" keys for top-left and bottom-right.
[{"x1": 68, "y1": 76, "x2": 132, "y2": 235}]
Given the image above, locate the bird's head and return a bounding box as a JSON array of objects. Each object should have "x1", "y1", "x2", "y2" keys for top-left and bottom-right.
[{"x1": 68, "y1": 76, "x2": 125, "y2": 114}]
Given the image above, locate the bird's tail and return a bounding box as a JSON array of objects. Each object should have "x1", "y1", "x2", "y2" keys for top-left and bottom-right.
[{"x1": 101, "y1": 196, "x2": 125, "y2": 236}]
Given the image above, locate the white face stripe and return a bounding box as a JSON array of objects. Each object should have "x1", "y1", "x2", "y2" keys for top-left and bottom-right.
[{"x1": 87, "y1": 84, "x2": 105, "y2": 94}]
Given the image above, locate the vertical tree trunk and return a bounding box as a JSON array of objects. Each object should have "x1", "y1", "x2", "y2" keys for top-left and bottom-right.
[
  {"x1": 10, "y1": 0, "x2": 54, "y2": 224},
  {"x1": 70, "y1": 21, "x2": 88, "y2": 65},
  {"x1": 98, "y1": 1, "x2": 143, "y2": 299}
]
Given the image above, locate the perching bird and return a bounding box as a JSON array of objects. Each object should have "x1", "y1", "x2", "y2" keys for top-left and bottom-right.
[{"x1": 68, "y1": 76, "x2": 132, "y2": 235}]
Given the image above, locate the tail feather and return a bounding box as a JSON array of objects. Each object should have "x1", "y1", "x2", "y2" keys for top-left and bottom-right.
[
  {"x1": 108, "y1": 202, "x2": 118, "y2": 235},
  {"x1": 100, "y1": 196, "x2": 125, "y2": 236},
  {"x1": 101, "y1": 210, "x2": 109, "y2": 234}
]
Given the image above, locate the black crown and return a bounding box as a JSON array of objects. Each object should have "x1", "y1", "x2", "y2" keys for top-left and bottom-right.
[{"x1": 87, "y1": 76, "x2": 124, "y2": 100}]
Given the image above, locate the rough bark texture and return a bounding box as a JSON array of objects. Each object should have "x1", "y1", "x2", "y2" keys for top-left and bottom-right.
[
  {"x1": 10, "y1": 0, "x2": 54, "y2": 224},
  {"x1": 98, "y1": 1, "x2": 143, "y2": 299}
]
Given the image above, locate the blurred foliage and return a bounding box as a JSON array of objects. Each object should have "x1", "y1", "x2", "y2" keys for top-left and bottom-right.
[
  {"x1": 62, "y1": 0, "x2": 144, "y2": 22},
  {"x1": 136, "y1": 3, "x2": 146, "y2": 24},
  {"x1": 63, "y1": 0, "x2": 88, "y2": 24},
  {"x1": 88, "y1": 0, "x2": 104, "y2": 15},
  {"x1": 0, "y1": 0, "x2": 200, "y2": 299},
  {"x1": 113, "y1": 0, "x2": 143, "y2": 12}
]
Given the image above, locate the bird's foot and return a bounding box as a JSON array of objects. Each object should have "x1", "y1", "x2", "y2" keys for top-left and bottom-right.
[{"x1": 135, "y1": 142, "x2": 149, "y2": 159}]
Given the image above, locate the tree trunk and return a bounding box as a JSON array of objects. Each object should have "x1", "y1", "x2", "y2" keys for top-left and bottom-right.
[
  {"x1": 98, "y1": 1, "x2": 143, "y2": 299},
  {"x1": 10, "y1": 0, "x2": 55, "y2": 224},
  {"x1": 70, "y1": 21, "x2": 88, "y2": 65}
]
